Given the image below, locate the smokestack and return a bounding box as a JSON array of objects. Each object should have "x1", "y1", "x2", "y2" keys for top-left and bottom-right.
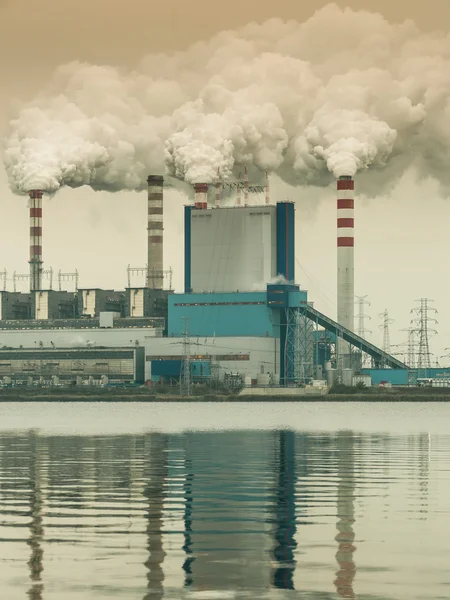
[
  {"x1": 194, "y1": 183, "x2": 208, "y2": 209},
  {"x1": 28, "y1": 190, "x2": 43, "y2": 292},
  {"x1": 147, "y1": 175, "x2": 164, "y2": 290},
  {"x1": 236, "y1": 172, "x2": 242, "y2": 206},
  {"x1": 337, "y1": 175, "x2": 355, "y2": 358},
  {"x1": 265, "y1": 170, "x2": 270, "y2": 205},
  {"x1": 215, "y1": 168, "x2": 221, "y2": 208},
  {"x1": 244, "y1": 165, "x2": 249, "y2": 206}
]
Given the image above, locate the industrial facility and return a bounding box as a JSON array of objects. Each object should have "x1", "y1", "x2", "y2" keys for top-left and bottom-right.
[{"x1": 0, "y1": 168, "x2": 444, "y2": 391}]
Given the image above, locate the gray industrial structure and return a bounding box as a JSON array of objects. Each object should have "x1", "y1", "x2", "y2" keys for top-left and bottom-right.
[{"x1": 0, "y1": 347, "x2": 145, "y2": 385}]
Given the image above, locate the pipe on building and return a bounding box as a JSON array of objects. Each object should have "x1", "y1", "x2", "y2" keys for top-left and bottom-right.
[
  {"x1": 194, "y1": 183, "x2": 208, "y2": 209},
  {"x1": 265, "y1": 170, "x2": 270, "y2": 205},
  {"x1": 236, "y1": 172, "x2": 242, "y2": 206},
  {"x1": 147, "y1": 175, "x2": 164, "y2": 290},
  {"x1": 337, "y1": 176, "x2": 355, "y2": 358},
  {"x1": 28, "y1": 190, "x2": 43, "y2": 292}
]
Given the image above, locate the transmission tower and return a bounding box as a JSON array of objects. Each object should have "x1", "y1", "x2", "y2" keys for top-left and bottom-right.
[
  {"x1": 410, "y1": 299, "x2": 438, "y2": 370},
  {"x1": 180, "y1": 317, "x2": 192, "y2": 397},
  {"x1": 355, "y1": 295, "x2": 372, "y2": 338},
  {"x1": 379, "y1": 310, "x2": 394, "y2": 354},
  {"x1": 391, "y1": 328, "x2": 417, "y2": 368},
  {"x1": 404, "y1": 328, "x2": 417, "y2": 369}
]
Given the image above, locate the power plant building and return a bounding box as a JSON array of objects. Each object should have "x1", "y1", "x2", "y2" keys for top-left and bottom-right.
[{"x1": 0, "y1": 172, "x2": 410, "y2": 388}]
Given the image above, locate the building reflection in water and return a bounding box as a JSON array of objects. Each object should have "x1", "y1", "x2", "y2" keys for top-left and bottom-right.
[
  {"x1": 143, "y1": 433, "x2": 168, "y2": 600},
  {"x1": 27, "y1": 432, "x2": 45, "y2": 600},
  {"x1": 182, "y1": 441, "x2": 194, "y2": 587},
  {"x1": 334, "y1": 431, "x2": 356, "y2": 599},
  {"x1": 270, "y1": 430, "x2": 297, "y2": 590},
  {"x1": 181, "y1": 432, "x2": 273, "y2": 592}
]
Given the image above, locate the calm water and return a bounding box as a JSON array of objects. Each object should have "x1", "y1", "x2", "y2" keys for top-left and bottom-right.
[{"x1": 1, "y1": 402, "x2": 450, "y2": 599}]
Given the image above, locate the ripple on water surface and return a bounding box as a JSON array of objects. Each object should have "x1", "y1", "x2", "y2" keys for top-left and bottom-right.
[{"x1": 0, "y1": 404, "x2": 450, "y2": 599}]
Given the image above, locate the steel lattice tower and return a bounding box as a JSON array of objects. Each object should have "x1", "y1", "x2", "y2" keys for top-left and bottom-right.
[
  {"x1": 180, "y1": 317, "x2": 192, "y2": 396},
  {"x1": 354, "y1": 296, "x2": 372, "y2": 369},
  {"x1": 379, "y1": 310, "x2": 394, "y2": 354},
  {"x1": 355, "y1": 296, "x2": 372, "y2": 339},
  {"x1": 410, "y1": 299, "x2": 438, "y2": 370}
]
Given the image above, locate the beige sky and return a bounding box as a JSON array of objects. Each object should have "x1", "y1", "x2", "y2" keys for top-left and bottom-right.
[
  {"x1": 1, "y1": 0, "x2": 450, "y2": 357},
  {"x1": 1, "y1": 0, "x2": 450, "y2": 98}
]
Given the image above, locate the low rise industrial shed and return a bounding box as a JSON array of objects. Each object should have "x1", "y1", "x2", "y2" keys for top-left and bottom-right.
[{"x1": 0, "y1": 347, "x2": 145, "y2": 385}]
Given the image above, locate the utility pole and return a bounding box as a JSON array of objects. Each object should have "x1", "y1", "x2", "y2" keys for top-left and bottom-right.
[
  {"x1": 180, "y1": 317, "x2": 192, "y2": 397},
  {"x1": 379, "y1": 309, "x2": 394, "y2": 354},
  {"x1": 410, "y1": 299, "x2": 438, "y2": 370}
]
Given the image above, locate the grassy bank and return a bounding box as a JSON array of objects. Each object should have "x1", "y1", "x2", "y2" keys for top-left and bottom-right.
[{"x1": 0, "y1": 387, "x2": 449, "y2": 402}]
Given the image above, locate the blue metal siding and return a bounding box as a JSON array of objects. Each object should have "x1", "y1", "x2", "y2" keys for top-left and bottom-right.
[
  {"x1": 168, "y1": 292, "x2": 276, "y2": 337},
  {"x1": 184, "y1": 206, "x2": 192, "y2": 293},
  {"x1": 276, "y1": 202, "x2": 295, "y2": 282},
  {"x1": 361, "y1": 369, "x2": 409, "y2": 386},
  {"x1": 191, "y1": 361, "x2": 211, "y2": 377},
  {"x1": 151, "y1": 360, "x2": 182, "y2": 377}
]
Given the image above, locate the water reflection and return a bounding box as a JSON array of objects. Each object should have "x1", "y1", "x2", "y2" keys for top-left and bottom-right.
[
  {"x1": 0, "y1": 426, "x2": 445, "y2": 600},
  {"x1": 271, "y1": 430, "x2": 297, "y2": 590},
  {"x1": 334, "y1": 432, "x2": 356, "y2": 599},
  {"x1": 27, "y1": 433, "x2": 44, "y2": 600},
  {"x1": 143, "y1": 434, "x2": 168, "y2": 600}
]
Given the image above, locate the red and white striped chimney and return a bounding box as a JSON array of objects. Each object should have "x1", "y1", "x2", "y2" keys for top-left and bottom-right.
[
  {"x1": 147, "y1": 175, "x2": 164, "y2": 290},
  {"x1": 28, "y1": 190, "x2": 43, "y2": 292},
  {"x1": 194, "y1": 183, "x2": 208, "y2": 209},
  {"x1": 337, "y1": 175, "x2": 355, "y2": 345}
]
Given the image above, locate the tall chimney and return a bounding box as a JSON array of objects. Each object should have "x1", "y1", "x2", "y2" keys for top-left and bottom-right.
[
  {"x1": 215, "y1": 168, "x2": 221, "y2": 208},
  {"x1": 244, "y1": 165, "x2": 249, "y2": 206},
  {"x1": 194, "y1": 183, "x2": 208, "y2": 209},
  {"x1": 28, "y1": 190, "x2": 43, "y2": 292},
  {"x1": 147, "y1": 175, "x2": 164, "y2": 290},
  {"x1": 337, "y1": 176, "x2": 355, "y2": 358},
  {"x1": 236, "y1": 172, "x2": 242, "y2": 206}
]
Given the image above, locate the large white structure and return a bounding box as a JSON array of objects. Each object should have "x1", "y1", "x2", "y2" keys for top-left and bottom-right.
[{"x1": 189, "y1": 205, "x2": 277, "y2": 293}]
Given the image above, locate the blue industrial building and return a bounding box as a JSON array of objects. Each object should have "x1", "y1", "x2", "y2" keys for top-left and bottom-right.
[{"x1": 161, "y1": 195, "x2": 407, "y2": 387}]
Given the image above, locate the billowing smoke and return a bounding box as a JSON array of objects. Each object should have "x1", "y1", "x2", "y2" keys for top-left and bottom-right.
[{"x1": 3, "y1": 3, "x2": 449, "y2": 195}]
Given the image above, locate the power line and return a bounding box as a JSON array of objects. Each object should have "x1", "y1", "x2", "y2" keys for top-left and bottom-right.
[
  {"x1": 410, "y1": 298, "x2": 438, "y2": 370},
  {"x1": 392, "y1": 328, "x2": 418, "y2": 369}
]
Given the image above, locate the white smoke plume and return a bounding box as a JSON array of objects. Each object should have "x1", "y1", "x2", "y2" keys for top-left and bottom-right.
[{"x1": 3, "y1": 3, "x2": 449, "y2": 195}]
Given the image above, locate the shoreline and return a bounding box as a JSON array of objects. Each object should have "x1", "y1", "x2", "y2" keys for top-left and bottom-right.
[{"x1": 0, "y1": 391, "x2": 450, "y2": 402}]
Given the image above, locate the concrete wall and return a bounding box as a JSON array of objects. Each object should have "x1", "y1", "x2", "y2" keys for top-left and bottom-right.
[{"x1": 188, "y1": 206, "x2": 277, "y2": 293}]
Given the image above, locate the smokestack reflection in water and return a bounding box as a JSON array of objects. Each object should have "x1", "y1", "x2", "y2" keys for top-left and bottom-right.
[
  {"x1": 143, "y1": 433, "x2": 168, "y2": 600},
  {"x1": 27, "y1": 433, "x2": 45, "y2": 600},
  {"x1": 334, "y1": 432, "x2": 356, "y2": 599}
]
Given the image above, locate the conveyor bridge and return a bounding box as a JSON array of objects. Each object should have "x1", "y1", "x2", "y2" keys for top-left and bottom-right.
[{"x1": 301, "y1": 304, "x2": 408, "y2": 370}]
